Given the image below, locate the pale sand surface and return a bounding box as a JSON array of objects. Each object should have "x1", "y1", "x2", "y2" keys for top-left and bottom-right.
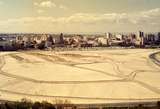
[{"x1": 0, "y1": 49, "x2": 160, "y2": 104}]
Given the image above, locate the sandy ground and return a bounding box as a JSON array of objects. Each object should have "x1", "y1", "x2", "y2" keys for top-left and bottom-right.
[
  {"x1": 155, "y1": 53, "x2": 160, "y2": 62},
  {"x1": 0, "y1": 49, "x2": 160, "y2": 104}
]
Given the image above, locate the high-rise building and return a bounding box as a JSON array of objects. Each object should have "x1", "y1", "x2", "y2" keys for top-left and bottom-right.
[
  {"x1": 59, "y1": 33, "x2": 64, "y2": 44},
  {"x1": 105, "y1": 32, "x2": 112, "y2": 46},
  {"x1": 137, "y1": 31, "x2": 144, "y2": 39},
  {"x1": 158, "y1": 32, "x2": 160, "y2": 41},
  {"x1": 136, "y1": 31, "x2": 144, "y2": 47},
  {"x1": 106, "y1": 32, "x2": 112, "y2": 39}
]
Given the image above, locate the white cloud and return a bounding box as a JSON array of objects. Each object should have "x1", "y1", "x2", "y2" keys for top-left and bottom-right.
[
  {"x1": 59, "y1": 4, "x2": 68, "y2": 10},
  {"x1": 34, "y1": 0, "x2": 56, "y2": 8},
  {"x1": 128, "y1": 8, "x2": 160, "y2": 25},
  {"x1": 0, "y1": 8, "x2": 160, "y2": 32}
]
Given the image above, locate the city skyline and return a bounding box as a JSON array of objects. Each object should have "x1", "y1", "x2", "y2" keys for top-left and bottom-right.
[{"x1": 0, "y1": 0, "x2": 160, "y2": 33}]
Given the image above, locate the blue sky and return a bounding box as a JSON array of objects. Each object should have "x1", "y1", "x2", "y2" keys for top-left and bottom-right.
[{"x1": 0, "y1": 0, "x2": 160, "y2": 33}]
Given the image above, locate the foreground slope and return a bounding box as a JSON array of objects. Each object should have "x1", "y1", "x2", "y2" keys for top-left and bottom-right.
[{"x1": 0, "y1": 49, "x2": 160, "y2": 104}]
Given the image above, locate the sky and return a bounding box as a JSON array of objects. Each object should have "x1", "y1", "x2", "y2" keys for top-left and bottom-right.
[{"x1": 0, "y1": 0, "x2": 160, "y2": 33}]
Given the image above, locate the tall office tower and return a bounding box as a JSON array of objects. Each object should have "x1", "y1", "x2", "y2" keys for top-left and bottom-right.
[
  {"x1": 59, "y1": 33, "x2": 64, "y2": 44},
  {"x1": 137, "y1": 31, "x2": 144, "y2": 47}
]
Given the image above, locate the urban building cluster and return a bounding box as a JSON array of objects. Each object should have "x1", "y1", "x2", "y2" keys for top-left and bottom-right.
[{"x1": 0, "y1": 31, "x2": 160, "y2": 51}]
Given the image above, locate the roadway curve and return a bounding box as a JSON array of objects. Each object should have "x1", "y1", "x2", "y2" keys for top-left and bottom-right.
[{"x1": 149, "y1": 51, "x2": 160, "y2": 67}]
